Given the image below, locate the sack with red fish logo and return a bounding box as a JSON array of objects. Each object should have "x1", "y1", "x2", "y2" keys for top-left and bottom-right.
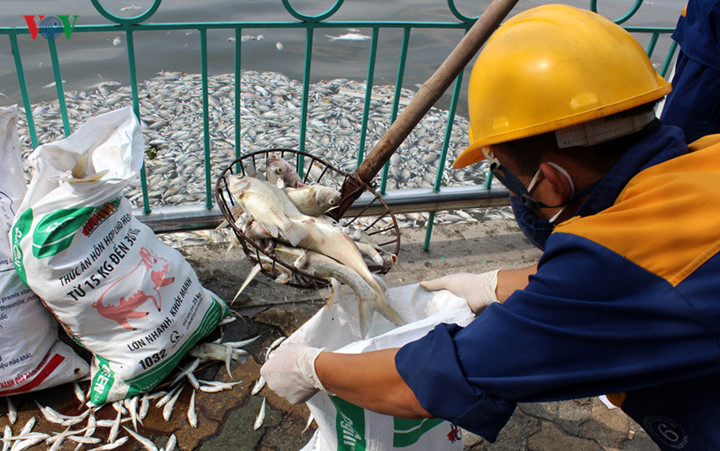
[
  {"x1": 10, "y1": 107, "x2": 229, "y2": 405},
  {"x1": 0, "y1": 105, "x2": 89, "y2": 396}
]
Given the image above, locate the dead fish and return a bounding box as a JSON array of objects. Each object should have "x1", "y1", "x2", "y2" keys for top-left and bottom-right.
[
  {"x1": 285, "y1": 185, "x2": 341, "y2": 216},
  {"x1": 274, "y1": 245, "x2": 401, "y2": 337},
  {"x1": 197, "y1": 380, "x2": 243, "y2": 393},
  {"x1": 155, "y1": 386, "x2": 180, "y2": 408},
  {"x1": 68, "y1": 436, "x2": 102, "y2": 445},
  {"x1": 265, "y1": 337, "x2": 286, "y2": 359},
  {"x1": 253, "y1": 398, "x2": 266, "y2": 430},
  {"x1": 122, "y1": 426, "x2": 158, "y2": 451},
  {"x1": 187, "y1": 372, "x2": 200, "y2": 390},
  {"x1": 86, "y1": 436, "x2": 129, "y2": 450},
  {"x1": 266, "y1": 154, "x2": 304, "y2": 188},
  {"x1": 138, "y1": 393, "x2": 150, "y2": 421},
  {"x1": 325, "y1": 32, "x2": 371, "y2": 41},
  {"x1": 82, "y1": 413, "x2": 97, "y2": 443},
  {"x1": 303, "y1": 412, "x2": 315, "y2": 433},
  {"x1": 187, "y1": 390, "x2": 198, "y2": 428},
  {"x1": 343, "y1": 227, "x2": 398, "y2": 268},
  {"x1": 162, "y1": 386, "x2": 183, "y2": 421},
  {"x1": 291, "y1": 215, "x2": 382, "y2": 291},
  {"x1": 171, "y1": 358, "x2": 201, "y2": 386},
  {"x1": 244, "y1": 219, "x2": 275, "y2": 242},
  {"x1": 111, "y1": 401, "x2": 127, "y2": 416},
  {"x1": 18, "y1": 417, "x2": 35, "y2": 436},
  {"x1": 232, "y1": 263, "x2": 261, "y2": 304},
  {"x1": 107, "y1": 410, "x2": 122, "y2": 444},
  {"x1": 6, "y1": 398, "x2": 16, "y2": 425},
  {"x1": 227, "y1": 175, "x2": 305, "y2": 246},
  {"x1": 225, "y1": 345, "x2": 234, "y2": 379},
  {"x1": 125, "y1": 395, "x2": 139, "y2": 431},
  {"x1": 218, "y1": 316, "x2": 236, "y2": 326},
  {"x1": 189, "y1": 342, "x2": 246, "y2": 363},
  {"x1": 223, "y1": 336, "x2": 260, "y2": 348},
  {"x1": 73, "y1": 383, "x2": 86, "y2": 405},
  {"x1": 165, "y1": 434, "x2": 177, "y2": 451},
  {"x1": 251, "y1": 376, "x2": 266, "y2": 395},
  {"x1": 3, "y1": 425, "x2": 11, "y2": 451},
  {"x1": 10, "y1": 436, "x2": 45, "y2": 451},
  {"x1": 65, "y1": 152, "x2": 109, "y2": 184}
]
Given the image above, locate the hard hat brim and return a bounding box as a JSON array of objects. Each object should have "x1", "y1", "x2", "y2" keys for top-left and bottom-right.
[{"x1": 452, "y1": 81, "x2": 671, "y2": 169}]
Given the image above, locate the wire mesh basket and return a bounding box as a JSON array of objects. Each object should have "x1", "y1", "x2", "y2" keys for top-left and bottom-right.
[{"x1": 215, "y1": 149, "x2": 401, "y2": 289}]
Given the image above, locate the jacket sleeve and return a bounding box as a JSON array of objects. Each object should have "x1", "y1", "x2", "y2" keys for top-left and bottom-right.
[{"x1": 395, "y1": 232, "x2": 720, "y2": 440}]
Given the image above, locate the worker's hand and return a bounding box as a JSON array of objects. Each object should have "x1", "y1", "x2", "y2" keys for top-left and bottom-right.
[
  {"x1": 420, "y1": 269, "x2": 499, "y2": 314},
  {"x1": 260, "y1": 343, "x2": 326, "y2": 404}
]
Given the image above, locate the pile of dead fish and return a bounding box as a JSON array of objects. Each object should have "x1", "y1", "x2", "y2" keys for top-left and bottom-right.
[
  {"x1": 10, "y1": 70, "x2": 512, "y2": 235},
  {"x1": 226, "y1": 153, "x2": 403, "y2": 337},
  {"x1": 0, "y1": 317, "x2": 280, "y2": 451}
]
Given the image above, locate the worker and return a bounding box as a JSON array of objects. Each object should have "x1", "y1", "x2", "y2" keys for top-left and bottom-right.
[
  {"x1": 659, "y1": 0, "x2": 720, "y2": 143},
  {"x1": 261, "y1": 5, "x2": 720, "y2": 450}
]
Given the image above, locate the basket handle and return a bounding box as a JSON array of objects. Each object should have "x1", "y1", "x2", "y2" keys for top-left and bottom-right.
[{"x1": 332, "y1": 0, "x2": 519, "y2": 219}]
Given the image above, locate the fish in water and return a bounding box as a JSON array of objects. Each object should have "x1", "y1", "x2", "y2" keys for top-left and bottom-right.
[
  {"x1": 285, "y1": 185, "x2": 341, "y2": 216},
  {"x1": 324, "y1": 32, "x2": 371, "y2": 41},
  {"x1": 266, "y1": 154, "x2": 304, "y2": 188}
]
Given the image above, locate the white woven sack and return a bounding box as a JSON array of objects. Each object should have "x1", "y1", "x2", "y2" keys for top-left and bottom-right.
[
  {"x1": 0, "y1": 105, "x2": 89, "y2": 396},
  {"x1": 10, "y1": 107, "x2": 228, "y2": 405}
]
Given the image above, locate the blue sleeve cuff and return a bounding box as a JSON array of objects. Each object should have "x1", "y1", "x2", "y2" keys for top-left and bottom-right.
[{"x1": 395, "y1": 323, "x2": 516, "y2": 442}]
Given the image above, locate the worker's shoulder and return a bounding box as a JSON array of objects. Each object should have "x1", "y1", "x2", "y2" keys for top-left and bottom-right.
[{"x1": 556, "y1": 142, "x2": 720, "y2": 286}]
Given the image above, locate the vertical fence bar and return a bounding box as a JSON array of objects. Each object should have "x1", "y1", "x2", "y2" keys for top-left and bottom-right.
[
  {"x1": 356, "y1": 27, "x2": 380, "y2": 167},
  {"x1": 200, "y1": 28, "x2": 213, "y2": 210},
  {"x1": 125, "y1": 27, "x2": 151, "y2": 215},
  {"x1": 297, "y1": 26, "x2": 315, "y2": 177},
  {"x1": 424, "y1": 71, "x2": 464, "y2": 251},
  {"x1": 234, "y1": 27, "x2": 242, "y2": 171},
  {"x1": 9, "y1": 34, "x2": 38, "y2": 149},
  {"x1": 645, "y1": 31, "x2": 660, "y2": 58},
  {"x1": 380, "y1": 27, "x2": 411, "y2": 195},
  {"x1": 47, "y1": 38, "x2": 71, "y2": 137},
  {"x1": 660, "y1": 40, "x2": 679, "y2": 77}
]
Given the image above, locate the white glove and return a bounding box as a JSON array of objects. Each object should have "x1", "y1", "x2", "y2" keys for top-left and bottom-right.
[
  {"x1": 420, "y1": 269, "x2": 500, "y2": 314},
  {"x1": 260, "y1": 343, "x2": 326, "y2": 404}
]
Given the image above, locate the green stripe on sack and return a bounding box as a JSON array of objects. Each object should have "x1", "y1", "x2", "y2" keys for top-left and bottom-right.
[
  {"x1": 31, "y1": 205, "x2": 98, "y2": 258},
  {"x1": 330, "y1": 396, "x2": 367, "y2": 451},
  {"x1": 393, "y1": 417, "x2": 445, "y2": 447},
  {"x1": 10, "y1": 208, "x2": 33, "y2": 286},
  {"x1": 125, "y1": 297, "x2": 226, "y2": 388},
  {"x1": 89, "y1": 355, "x2": 114, "y2": 406}
]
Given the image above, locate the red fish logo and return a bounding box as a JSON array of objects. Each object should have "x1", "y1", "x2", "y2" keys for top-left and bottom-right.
[{"x1": 92, "y1": 248, "x2": 175, "y2": 330}]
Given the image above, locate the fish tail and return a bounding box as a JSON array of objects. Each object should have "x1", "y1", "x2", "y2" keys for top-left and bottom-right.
[
  {"x1": 372, "y1": 288, "x2": 404, "y2": 327},
  {"x1": 357, "y1": 299, "x2": 372, "y2": 338}
]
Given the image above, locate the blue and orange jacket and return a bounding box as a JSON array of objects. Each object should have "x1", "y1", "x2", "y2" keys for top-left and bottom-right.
[
  {"x1": 661, "y1": 0, "x2": 720, "y2": 142},
  {"x1": 396, "y1": 124, "x2": 720, "y2": 450}
]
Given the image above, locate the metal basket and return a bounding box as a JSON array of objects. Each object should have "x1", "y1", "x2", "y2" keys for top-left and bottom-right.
[{"x1": 215, "y1": 149, "x2": 401, "y2": 289}]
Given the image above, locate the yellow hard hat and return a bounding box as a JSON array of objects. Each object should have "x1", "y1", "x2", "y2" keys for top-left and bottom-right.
[{"x1": 453, "y1": 4, "x2": 671, "y2": 169}]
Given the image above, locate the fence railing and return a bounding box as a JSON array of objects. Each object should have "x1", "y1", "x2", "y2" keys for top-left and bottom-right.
[{"x1": 0, "y1": 0, "x2": 680, "y2": 249}]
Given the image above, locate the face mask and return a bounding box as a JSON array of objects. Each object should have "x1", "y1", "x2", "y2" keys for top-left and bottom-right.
[
  {"x1": 482, "y1": 148, "x2": 591, "y2": 250},
  {"x1": 510, "y1": 196, "x2": 554, "y2": 250}
]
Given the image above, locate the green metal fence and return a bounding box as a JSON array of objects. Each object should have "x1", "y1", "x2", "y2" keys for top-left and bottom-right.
[{"x1": 0, "y1": 0, "x2": 680, "y2": 248}]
